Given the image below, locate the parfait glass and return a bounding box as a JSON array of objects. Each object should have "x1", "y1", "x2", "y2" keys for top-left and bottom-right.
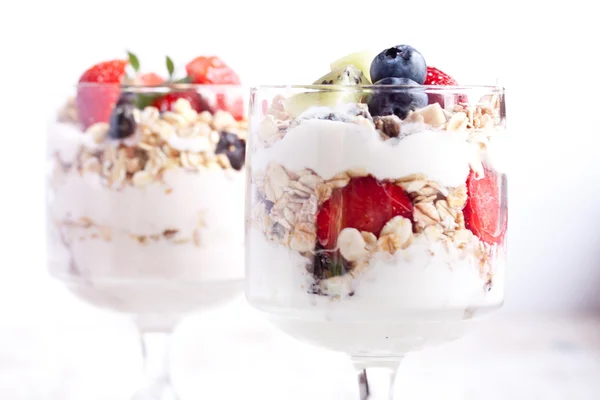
[
  {"x1": 245, "y1": 84, "x2": 507, "y2": 399},
  {"x1": 46, "y1": 83, "x2": 247, "y2": 399}
]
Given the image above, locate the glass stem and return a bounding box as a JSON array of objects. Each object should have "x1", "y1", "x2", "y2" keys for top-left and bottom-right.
[
  {"x1": 353, "y1": 358, "x2": 402, "y2": 400},
  {"x1": 131, "y1": 330, "x2": 179, "y2": 400}
]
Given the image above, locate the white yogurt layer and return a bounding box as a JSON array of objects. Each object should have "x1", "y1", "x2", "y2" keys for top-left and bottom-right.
[
  {"x1": 246, "y1": 228, "x2": 505, "y2": 321},
  {"x1": 252, "y1": 118, "x2": 474, "y2": 187},
  {"x1": 50, "y1": 167, "x2": 245, "y2": 280},
  {"x1": 47, "y1": 121, "x2": 246, "y2": 314},
  {"x1": 50, "y1": 167, "x2": 244, "y2": 236},
  {"x1": 47, "y1": 122, "x2": 87, "y2": 163}
]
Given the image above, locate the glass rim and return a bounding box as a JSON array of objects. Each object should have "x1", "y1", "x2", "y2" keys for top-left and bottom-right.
[{"x1": 251, "y1": 84, "x2": 505, "y2": 92}]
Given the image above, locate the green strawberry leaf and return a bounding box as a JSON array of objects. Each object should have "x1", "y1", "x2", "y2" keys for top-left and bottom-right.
[
  {"x1": 166, "y1": 56, "x2": 175, "y2": 80},
  {"x1": 173, "y1": 76, "x2": 192, "y2": 84},
  {"x1": 127, "y1": 51, "x2": 140, "y2": 72},
  {"x1": 135, "y1": 93, "x2": 161, "y2": 109}
]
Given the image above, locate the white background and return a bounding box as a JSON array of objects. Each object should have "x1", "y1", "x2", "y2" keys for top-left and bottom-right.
[{"x1": 0, "y1": 0, "x2": 599, "y2": 398}]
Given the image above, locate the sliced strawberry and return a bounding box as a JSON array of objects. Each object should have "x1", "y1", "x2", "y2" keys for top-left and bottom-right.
[
  {"x1": 152, "y1": 91, "x2": 211, "y2": 113},
  {"x1": 135, "y1": 72, "x2": 165, "y2": 86},
  {"x1": 316, "y1": 176, "x2": 413, "y2": 249},
  {"x1": 216, "y1": 93, "x2": 245, "y2": 120},
  {"x1": 424, "y1": 66, "x2": 468, "y2": 107},
  {"x1": 185, "y1": 56, "x2": 240, "y2": 84},
  {"x1": 463, "y1": 167, "x2": 507, "y2": 245},
  {"x1": 76, "y1": 60, "x2": 128, "y2": 128}
]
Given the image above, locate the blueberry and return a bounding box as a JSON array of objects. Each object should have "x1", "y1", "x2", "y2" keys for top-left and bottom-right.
[
  {"x1": 367, "y1": 77, "x2": 427, "y2": 119},
  {"x1": 215, "y1": 132, "x2": 246, "y2": 170},
  {"x1": 108, "y1": 93, "x2": 137, "y2": 139},
  {"x1": 370, "y1": 45, "x2": 427, "y2": 84}
]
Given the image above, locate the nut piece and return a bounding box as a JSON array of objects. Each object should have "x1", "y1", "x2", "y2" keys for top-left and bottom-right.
[
  {"x1": 173, "y1": 98, "x2": 198, "y2": 123},
  {"x1": 85, "y1": 122, "x2": 109, "y2": 144},
  {"x1": 376, "y1": 234, "x2": 403, "y2": 254},
  {"x1": 347, "y1": 168, "x2": 369, "y2": 178},
  {"x1": 446, "y1": 112, "x2": 468, "y2": 131},
  {"x1": 258, "y1": 115, "x2": 279, "y2": 142},
  {"x1": 414, "y1": 202, "x2": 441, "y2": 229},
  {"x1": 453, "y1": 229, "x2": 474, "y2": 248},
  {"x1": 446, "y1": 184, "x2": 468, "y2": 209},
  {"x1": 374, "y1": 115, "x2": 402, "y2": 138},
  {"x1": 290, "y1": 223, "x2": 316, "y2": 252},
  {"x1": 413, "y1": 103, "x2": 447, "y2": 128},
  {"x1": 211, "y1": 110, "x2": 236, "y2": 131},
  {"x1": 361, "y1": 231, "x2": 377, "y2": 250},
  {"x1": 423, "y1": 225, "x2": 442, "y2": 242},
  {"x1": 337, "y1": 228, "x2": 368, "y2": 262},
  {"x1": 265, "y1": 163, "x2": 290, "y2": 201},
  {"x1": 132, "y1": 171, "x2": 153, "y2": 187},
  {"x1": 380, "y1": 216, "x2": 413, "y2": 248}
]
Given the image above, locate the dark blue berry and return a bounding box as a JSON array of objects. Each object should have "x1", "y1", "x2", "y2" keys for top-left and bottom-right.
[
  {"x1": 367, "y1": 77, "x2": 427, "y2": 119},
  {"x1": 215, "y1": 132, "x2": 246, "y2": 170},
  {"x1": 108, "y1": 93, "x2": 137, "y2": 139},
  {"x1": 370, "y1": 45, "x2": 427, "y2": 84}
]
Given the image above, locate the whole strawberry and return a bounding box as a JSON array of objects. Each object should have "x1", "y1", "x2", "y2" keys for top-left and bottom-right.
[
  {"x1": 76, "y1": 60, "x2": 128, "y2": 128},
  {"x1": 424, "y1": 66, "x2": 468, "y2": 106}
]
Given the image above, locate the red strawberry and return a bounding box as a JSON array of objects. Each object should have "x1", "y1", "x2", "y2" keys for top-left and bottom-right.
[
  {"x1": 152, "y1": 91, "x2": 211, "y2": 113},
  {"x1": 424, "y1": 66, "x2": 468, "y2": 106},
  {"x1": 463, "y1": 167, "x2": 507, "y2": 245},
  {"x1": 185, "y1": 56, "x2": 240, "y2": 84},
  {"x1": 76, "y1": 60, "x2": 128, "y2": 128},
  {"x1": 424, "y1": 66, "x2": 459, "y2": 86},
  {"x1": 216, "y1": 93, "x2": 245, "y2": 120},
  {"x1": 135, "y1": 72, "x2": 165, "y2": 86},
  {"x1": 316, "y1": 176, "x2": 413, "y2": 249}
]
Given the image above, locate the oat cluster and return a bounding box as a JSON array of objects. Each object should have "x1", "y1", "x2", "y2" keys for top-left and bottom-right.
[
  {"x1": 255, "y1": 93, "x2": 503, "y2": 147},
  {"x1": 57, "y1": 97, "x2": 247, "y2": 189}
]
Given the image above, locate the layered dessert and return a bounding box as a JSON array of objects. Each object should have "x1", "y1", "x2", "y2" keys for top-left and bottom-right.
[
  {"x1": 47, "y1": 53, "x2": 247, "y2": 320},
  {"x1": 246, "y1": 45, "x2": 507, "y2": 354}
]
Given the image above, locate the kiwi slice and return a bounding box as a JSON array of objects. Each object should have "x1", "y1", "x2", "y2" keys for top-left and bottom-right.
[
  {"x1": 283, "y1": 66, "x2": 369, "y2": 118},
  {"x1": 330, "y1": 50, "x2": 378, "y2": 82}
]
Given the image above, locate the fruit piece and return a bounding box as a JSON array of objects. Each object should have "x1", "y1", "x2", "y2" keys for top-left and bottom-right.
[
  {"x1": 135, "y1": 72, "x2": 165, "y2": 86},
  {"x1": 215, "y1": 132, "x2": 246, "y2": 170},
  {"x1": 423, "y1": 66, "x2": 468, "y2": 106},
  {"x1": 152, "y1": 91, "x2": 211, "y2": 113},
  {"x1": 283, "y1": 66, "x2": 368, "y2": 118},
  {"x1": 216, "y1": 93, "x2": 245, "y2": 120},
  {"x1": 424, "y1": 66, "x2": 458, "y2": 86},
  {"x1": 185, "y1": 56, "x2": 240, "y2": 84},
  {"x1": 370, "y1": 45, "x2": 427, "y2": 84},
  {"x1": 367, "y1": 77, "x2": 427, "y2": 119},
  {"x1": 330, "y1": 50, "x2": 378, "y2": 82},
  {"x1": 463, "y1": 167, "x2": 507, "y2": 245},
  {"x1": 76, "y1": 60, "x2": 128, "y2": 128},
  {"x1": 311, "y1": 244, "x2": 349, "y2": 279},
  {"x1": 316, "y1": 176, "x2": 413, "y2": 249},
  {"x1": 107, "y1": 93, "x2": 137, "y2": 139},
  {"x1": 314, "y1": 65, "x2": 368, "y2": 85}
]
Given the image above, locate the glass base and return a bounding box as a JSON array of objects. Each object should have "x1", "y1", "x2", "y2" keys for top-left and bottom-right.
[
  {"x1": 263, "y1": 306, "x2": 500, "y2": 357},
  {"x1": 53, "y1": 274, "x2": 242, "y2": 328}
]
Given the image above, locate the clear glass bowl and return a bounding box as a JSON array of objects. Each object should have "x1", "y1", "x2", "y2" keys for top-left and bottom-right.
[
  {"x1": 245, "y1": 84, "x2": 507, "y2": 398},
  {"x1": 46, "y1": 83, "x2": 247, "y2": 399}
]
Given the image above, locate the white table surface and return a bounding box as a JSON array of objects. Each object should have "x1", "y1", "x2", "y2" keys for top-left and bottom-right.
[{"x1": 2, "y1": 279, "x2": 600, "y2": 400}]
